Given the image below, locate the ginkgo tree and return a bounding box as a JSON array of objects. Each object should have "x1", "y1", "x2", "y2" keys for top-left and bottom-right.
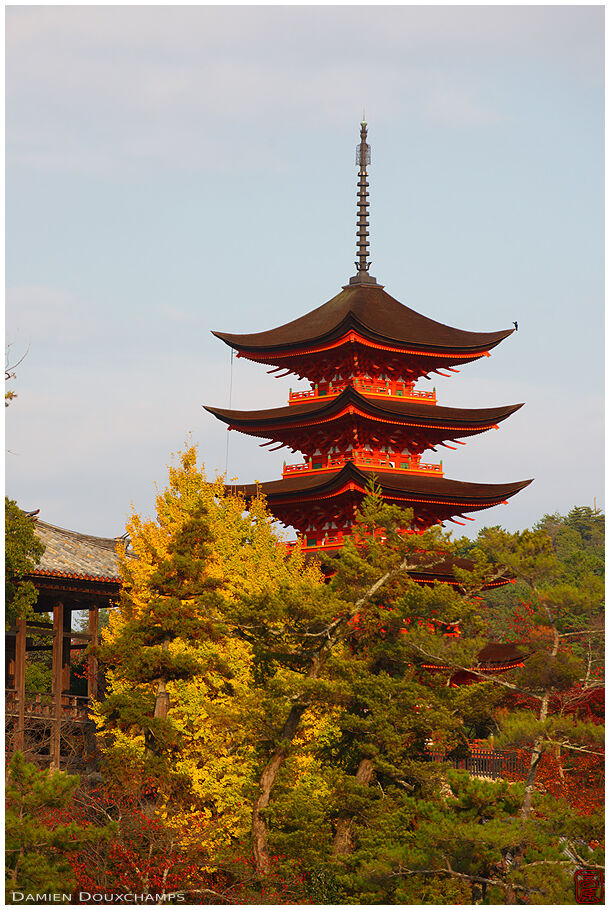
[{"x1": 96, "y1": 445, "x2": 326, "y2": 863}]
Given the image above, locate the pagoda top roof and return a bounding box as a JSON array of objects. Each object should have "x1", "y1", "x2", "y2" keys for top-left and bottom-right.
[
  {"x1": 213, "y1": 283, "x2": 513, "y2": 356},
  {"x1": 205, "y1": 388, "x2": 524, "y2": 430},
  {"x1": 232, "y1": 462, "x2": 532, "y2": 508}
]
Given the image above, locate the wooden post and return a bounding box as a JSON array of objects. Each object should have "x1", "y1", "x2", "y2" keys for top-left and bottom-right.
[
  {"x1": 62, "y1": 606, "x2": 72, "y2": 694},
  {"x1": 14, "y1": 618, "x2": 27, "y2": 752},
  {"x1": 50, "y1": 602, "x2": 64, "y2": 770},
  {"x1": 6, "y1": 629, "x2": 16, "y2": 689},
  {"x1": 87, "y1": 608, "x2": 99, "y2": 700}
]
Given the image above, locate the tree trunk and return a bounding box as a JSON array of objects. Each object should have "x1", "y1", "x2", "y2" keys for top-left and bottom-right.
[
  {"x1": 154, "y1": 638, "x2": 171, "y2": 721},
  {"x1": 154, "y1": 678, "x2": 170, "y2": 721},
  {"x1": 519, "y1": 731, "x2": 546, "y2": 821},
  {"x1": 145, "y1": 638, "x2": 170, "y2": 759},
  {"x1": 520, "y1": 616, "x2": 558, "y2": 821},
  {"x1": 507, "y1": 617, "x2": 560, "y2": 902},
  {"x1": 332, "y1": 757, "x2": 374, "y2": 856},
  {"x1": 251, "y1": 557, "x2": 419, "y2": 876},
  {"x1": 251, "y1": 632, "x2": 340, "y2": 874},
  {"x1": 252, "y1": 703, "x2": 308, "y2": 874}
]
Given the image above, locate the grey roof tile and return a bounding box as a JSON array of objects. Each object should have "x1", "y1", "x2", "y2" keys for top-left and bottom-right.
[{"x1": 31, "y1": 520, "x2": 121, "y2": 582}]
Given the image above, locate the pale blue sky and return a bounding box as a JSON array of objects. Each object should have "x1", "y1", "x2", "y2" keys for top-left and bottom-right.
[{"x1": 5, "y1": 5, "x2": 604, "y2": 539}]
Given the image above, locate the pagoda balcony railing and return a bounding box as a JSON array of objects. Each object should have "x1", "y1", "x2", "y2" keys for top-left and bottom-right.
[
  {"x1": 286, "y1": 527, "x2": 425, "y2": 553},
  {"x1": 288, "y1": 378, "x2": 437, "y2": 405},
  {"x1": 5, "y1": 689, "x2": 92, "y2": 724},
  {"x1": 286, "y1": 531, "x2": 351, "y2": 552},
  {"x1": 427, "y1": 748, "x2": 524, "y2": 781},
  {"x1": 283, "y1": 451, "x2": 443, "y2": 478}
]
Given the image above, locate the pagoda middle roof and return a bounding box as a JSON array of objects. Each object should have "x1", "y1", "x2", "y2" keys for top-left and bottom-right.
[
  {"x1": 213, "y1": 283, "x2": 513, "y2": 355},
  {"x1": 233, "y1": 462, "x2": 532, "y2": 510},
  {"x1": 205, "y1": 388, "x2": 523, "y2": 432}
]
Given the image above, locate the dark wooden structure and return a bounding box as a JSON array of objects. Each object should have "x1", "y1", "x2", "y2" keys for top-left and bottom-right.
[{"x1": 6, "y1": 518, "x2": 121, "y2": 770}]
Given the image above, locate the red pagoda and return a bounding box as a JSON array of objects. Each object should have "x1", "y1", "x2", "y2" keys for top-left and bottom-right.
[{"x1": 206, "y1": 121, "x2": 531, "y2": 555}]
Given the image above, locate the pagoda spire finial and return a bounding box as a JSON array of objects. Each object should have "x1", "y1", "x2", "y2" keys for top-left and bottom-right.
[{"x1": 349, "y1": 118, "x2": 378, "y2": 286}]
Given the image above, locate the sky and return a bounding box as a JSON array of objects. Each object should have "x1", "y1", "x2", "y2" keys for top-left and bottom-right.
[{"x1": 5, "y1": 4, "x2": 604, "y2": 542}]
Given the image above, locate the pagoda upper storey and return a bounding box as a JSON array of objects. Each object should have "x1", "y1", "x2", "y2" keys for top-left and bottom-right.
[
  {"x1": 212, "y1": 282, "x2": 514, "y2": 385},
  {"x1": 288, "y1": 375, "x2": 437, "y2": 406},
  {"x1": 206, "y1": 120, "x2": 531, "y2": 545}
]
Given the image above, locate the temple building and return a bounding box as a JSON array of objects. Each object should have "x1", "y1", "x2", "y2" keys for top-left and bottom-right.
[
  {"x1": 206, "y1": 121, "x2": 531, "y2": 554},
  {"x1": 6, "y1": 516, "x2": 121, "y2": 769}
]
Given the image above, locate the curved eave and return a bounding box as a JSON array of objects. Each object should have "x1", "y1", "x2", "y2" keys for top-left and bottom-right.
[
  {"x1": 478, "y1": 643, "x2": 530, "y2": 664},
  {"x1": 213, "y1": 284, "x2": 513, "y2": 357},
  {"x1": 422, "y1": 661, "x2": 525, "y2": 673},
  {"x1": 312, "y1": 552, "x2": 513, "y2": 589},
  {"x1": 213, "y1": 324, "x2": 511, "y2": 361},
  {"x1": 204, "y1": 391, "x2": 524, "y2": 434},
  {"x1": 232, "y1": 463, "x2": 533, "y2": 511},
  {"x1": 324, "y1": 548, "x2": 514, "y2": 590},
  {"x1": 423, "y1": 642, "x2": 528, "y2": 673},
  {"x1": 29, "y1": 568, "x2": 120, "y2": 584},
  {"x1": 408, "y1": 573, "x2": 512, "y2": 590},
  {"x1": 27, "y1": 571, "x2": 120, "y2": 606},
  {"x1": 408, "y1": 558, "x2": 514, "y2": 588}
]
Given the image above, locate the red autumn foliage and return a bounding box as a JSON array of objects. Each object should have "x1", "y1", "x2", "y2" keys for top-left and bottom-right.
[{"x1": 37, "y1": 783, "x2": 313, "y2": 904}]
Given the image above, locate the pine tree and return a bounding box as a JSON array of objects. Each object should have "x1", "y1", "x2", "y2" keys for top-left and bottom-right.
[
  {"x1": 5, "y1": 753, "x2": 113, "y2": 904},
  {"x1": 251, "y1": 501, "x2": 604, "y2": 903},
  {"x1": 415, "y1": 518, "x2": 606, "y2": 903},
  {"x1": 470, "y1": 525, "x2": 604, "y2": 817},
  {"x1": 5, "y1": 497, "x2": 44, "y2": 625}
]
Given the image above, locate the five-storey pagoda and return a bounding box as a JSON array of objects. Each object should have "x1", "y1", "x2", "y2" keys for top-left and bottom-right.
[{"x1": 206, "y1": 122, "x2": 531, "y2": 554}]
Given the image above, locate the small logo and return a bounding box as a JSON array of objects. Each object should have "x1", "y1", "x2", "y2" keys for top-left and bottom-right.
[{"x1": 575, "y1": 869, "x2": 604, "y2": 904}]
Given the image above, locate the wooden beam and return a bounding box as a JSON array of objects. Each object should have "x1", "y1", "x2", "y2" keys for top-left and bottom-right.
[
  {"x1": 22, "y1": 642, "x2": 87, "y2": 652},
  {"x1": 23, "y1": 620, "x2": 55, "y2": 630},
  {"x1": 68, "y1": 630, "x2": 93, "y2": 641}
]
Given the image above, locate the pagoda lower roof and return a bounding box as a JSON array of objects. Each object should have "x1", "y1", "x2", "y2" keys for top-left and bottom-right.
[
  {"x1": 405, "y1": 556, "x2": 514, "y2": 588},
  {"x1": 307, "y1": 551, "x2": 514, "y2": 590},
  {"x1": 421, "y1": 641, "x2": 528, "y2": 673},
  {"x1": 232, "y1": 463, "x2": 532, "y2": 527},
  {"x1": 477, "y1": 642, "x2": 529, "y2": 665},
  {"x1": 213, "y1": 283, "x2": 513, "y2": 358},
  {"x1": 205, "y1": 388, "x2": 523, "y2": 442}
]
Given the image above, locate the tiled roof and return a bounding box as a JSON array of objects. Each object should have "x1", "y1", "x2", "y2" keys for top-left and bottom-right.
[
  {"x1": 30, "y1": 520, "x2": 121, "y2": 583},
  {"x1": 236, "y1": 463, "x2": 533, "y2": 506},
  {"x1": 205, "y1": 392, "x2": 524, "y2": 431},
  {"x1": 477, "y1": 642, "x2": 528, "y2": 664},
  {"x1": 213, "y1": 283, "x2": 513, "y2": 353}
]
